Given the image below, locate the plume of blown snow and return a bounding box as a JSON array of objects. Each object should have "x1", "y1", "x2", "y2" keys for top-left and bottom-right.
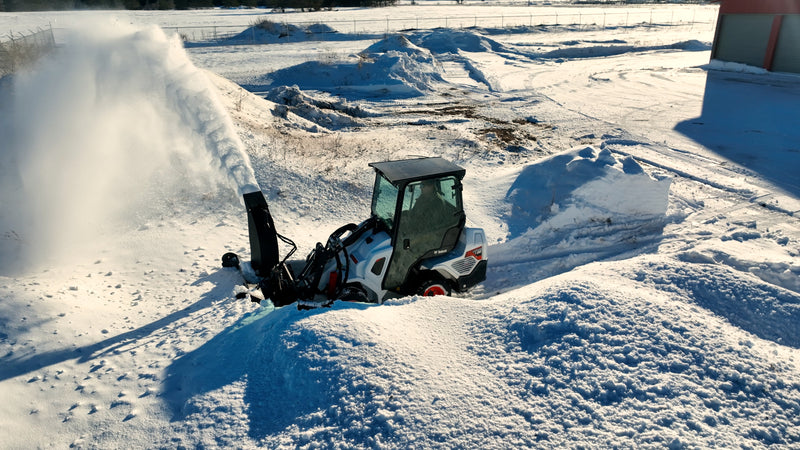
[{"x1": 0, "y1": 20, "x2": 258, "y2": 273}]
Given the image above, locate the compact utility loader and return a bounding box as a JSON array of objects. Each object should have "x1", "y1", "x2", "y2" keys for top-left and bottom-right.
[{"x1": 222, "y1": 157, "x2": 487, "y2": 308}]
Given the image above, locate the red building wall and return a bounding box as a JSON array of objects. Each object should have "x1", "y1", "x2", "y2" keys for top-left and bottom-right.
[
  {"x1": 713, "y1": 0, "x2": 800, "y2": 72},
  {"x1": 717, "y1": 0, "x2": 800, "y2": 15}
]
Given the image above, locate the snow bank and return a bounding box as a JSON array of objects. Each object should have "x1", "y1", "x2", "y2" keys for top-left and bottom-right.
[
  {"x1": 0, "y1": 21, "x2": 257, "y2": 272},
  {"x1": 163, "y1": 264, "x2": 800, "y2": 448},
  {"x1": 540, "y1": 39, "x2": 710, "y2": 60}
]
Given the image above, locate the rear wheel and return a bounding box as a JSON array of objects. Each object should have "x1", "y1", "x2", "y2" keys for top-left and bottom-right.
[{"x1": 417, "y1": 278, "x2": 452, "y2": 297}]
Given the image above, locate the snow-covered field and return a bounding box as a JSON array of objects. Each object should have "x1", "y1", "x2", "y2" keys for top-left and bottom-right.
[{"x1": 2, "y1": 4, "x2": 800, "y2": 448}]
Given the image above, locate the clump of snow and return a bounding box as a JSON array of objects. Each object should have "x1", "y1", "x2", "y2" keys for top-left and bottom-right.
[{"x1": 677, "y1": 229, "x2": 800, "y2": 294}]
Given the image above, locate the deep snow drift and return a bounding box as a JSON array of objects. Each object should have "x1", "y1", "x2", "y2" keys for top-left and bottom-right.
[{"x1": 1, "y1": 6, "x2": 799, "y2": 449}]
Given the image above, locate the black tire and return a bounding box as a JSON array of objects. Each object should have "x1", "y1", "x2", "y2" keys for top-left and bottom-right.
[
  {"x1": 417, "y1": 277, "x2": 452, "y2": 297},
  {"x1": 340, "y1": 285, "x2": 371, "y2": 303},
  {"x1": 221, "y1": 252, "x2": 240, "y2": 269}
]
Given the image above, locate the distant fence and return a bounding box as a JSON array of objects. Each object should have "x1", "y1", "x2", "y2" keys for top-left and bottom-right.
[
  {"x1": 165, "y1": 8, "x2": 718, "y2": 44},
  {"x1": 0, "y1": 27, "x2": 56, "y2": 76}
]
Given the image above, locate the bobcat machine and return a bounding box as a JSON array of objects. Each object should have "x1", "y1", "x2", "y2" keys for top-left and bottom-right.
[{"x1": 222, "y1": 157, "x2": 487, "y2": 308}]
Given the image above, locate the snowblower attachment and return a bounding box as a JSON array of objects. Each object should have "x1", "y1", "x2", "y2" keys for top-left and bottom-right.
[
  {"x1": 227, "y1": 191, "x2": 299, "y2": 307},
  {"x1": 242, "y1": 191, "x2": 280, "y2": 277},
  {"x1": 223, "y1": 190, "x2": 351, "y2": 308}
]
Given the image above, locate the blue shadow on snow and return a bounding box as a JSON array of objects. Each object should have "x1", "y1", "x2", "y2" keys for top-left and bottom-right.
[
  {"x1": 675, "y1": 69, "x2": 800, "y2": 199},
  {"x1": 0, "y1": 269, "x2": 242, "y2": 383}
]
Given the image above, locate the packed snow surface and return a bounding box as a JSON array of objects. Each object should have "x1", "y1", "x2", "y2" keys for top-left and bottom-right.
[{"x1": 1, "y1": 5, "x2": 800, "y2": 449}]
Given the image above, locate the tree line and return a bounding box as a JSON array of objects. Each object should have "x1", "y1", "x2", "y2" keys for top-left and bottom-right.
[{"x1": 1, "y1": 0, "x2": 397, "y2": 11}]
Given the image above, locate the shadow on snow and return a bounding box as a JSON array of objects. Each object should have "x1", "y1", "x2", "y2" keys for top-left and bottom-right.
[
  {"x1": 162, "y1": 294, "x2": 381, "y2": 442},
  {"x1": 0, "y1": 269, "x2": 242, "y2": 383},
  {"x1": 675, "y1": 69, "x2": 800, "y2": 198}
]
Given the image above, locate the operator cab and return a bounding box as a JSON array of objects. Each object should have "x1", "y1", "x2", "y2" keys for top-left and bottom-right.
[{"x1": 368, "y1": 157, "x2": 467, "y2": 292}]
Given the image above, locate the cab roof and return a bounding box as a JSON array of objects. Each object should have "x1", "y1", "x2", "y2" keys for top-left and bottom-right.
[{"x1": 369, "y1": 157, "x2": 466, "y2": 185}]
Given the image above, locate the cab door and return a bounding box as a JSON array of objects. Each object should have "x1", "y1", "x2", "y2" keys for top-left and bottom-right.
[{"x1": 382, "y1": 176, "x2": 464, "y2": 291}]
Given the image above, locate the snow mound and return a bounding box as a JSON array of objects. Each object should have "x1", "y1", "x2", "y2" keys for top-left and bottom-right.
[
  {"x1": 505, "y1": 146, "x2": 670, "y2": 236},
  {"x1": 265, "y1": 85, "x2": 376, "y2": 131},
  {"x1": 224, "y1": 21, "x2": 337, "y2": 44},
  {"x1": 163, "y1": 265, "x2": 800, "y2": 448},
  {"x1": 485, "y1": 146, "x2": 670, "y2": 282},
  {"x1": 363, "y1": 34, "x2": 428, "y2": 56},
  {"x1": 412, "y1": 29, "x2": 511, "y2": 54},
  {"x1": 707, "y1": 59, "x2": 770, "y2": 75},
  {"x1": 540, "y1": 40, "x2": 711, "y2": 60},
  {"x1": 266, "y1": 34, "x2": 444, "y2": 97}
]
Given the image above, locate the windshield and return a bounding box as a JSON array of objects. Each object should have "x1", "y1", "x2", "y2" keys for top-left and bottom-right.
[{"x1": 371, "y1": 173, "x2": 399, "y2": 232}]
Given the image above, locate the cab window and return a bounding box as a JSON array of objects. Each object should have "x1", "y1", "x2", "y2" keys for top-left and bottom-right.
[{"x1": 371, "y1": 174, "x2": 399, "y2": 232}]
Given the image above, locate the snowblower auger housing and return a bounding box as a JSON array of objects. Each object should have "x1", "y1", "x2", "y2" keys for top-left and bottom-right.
[{"x1": 222, "y1": 157, "x2": 487, "y2": 308}]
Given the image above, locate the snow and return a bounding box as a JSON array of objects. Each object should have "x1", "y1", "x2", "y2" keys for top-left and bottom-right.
[{"x1": 2, "y1": 4, "x2": 800, "y2": 449}]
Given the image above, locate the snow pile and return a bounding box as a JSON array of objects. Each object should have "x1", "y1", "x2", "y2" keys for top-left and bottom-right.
[
  {"x1": 505, "y1": 145, "x2": 670, "y2": 236},
  {"x1": 707, "y1": 59, "x2": 770, "y2": 75},
  {"x1": 482, "y1": 145, "x2": 671, "y2": 289},
  {"x1": 0, "y1": 22, "x2": 256, "y2": 272},
  {"x1": 163, "y1": 265, "x2": 800, "y2": 448},
  {"x1": 540, "y1": 39, "x2": 710, "y2": 60},
  {"x1": 363, "y1": 34, "x2": 428, "y2": 56},
  {"x1": 224, "y1": 21, "x2": 337, "y2": 45},
  {"x1": 266, "y1": 34, "x2": 445, "y2": 97},
  {"x1": 412, "y1": 29, "x2": 512, "y2": 54},
  {"x1": 677, "y1": 226, "x2": 800, "y2": 294},
  {"x1": 265, "y1": 85, "x2": 374, "y2": 131}
]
